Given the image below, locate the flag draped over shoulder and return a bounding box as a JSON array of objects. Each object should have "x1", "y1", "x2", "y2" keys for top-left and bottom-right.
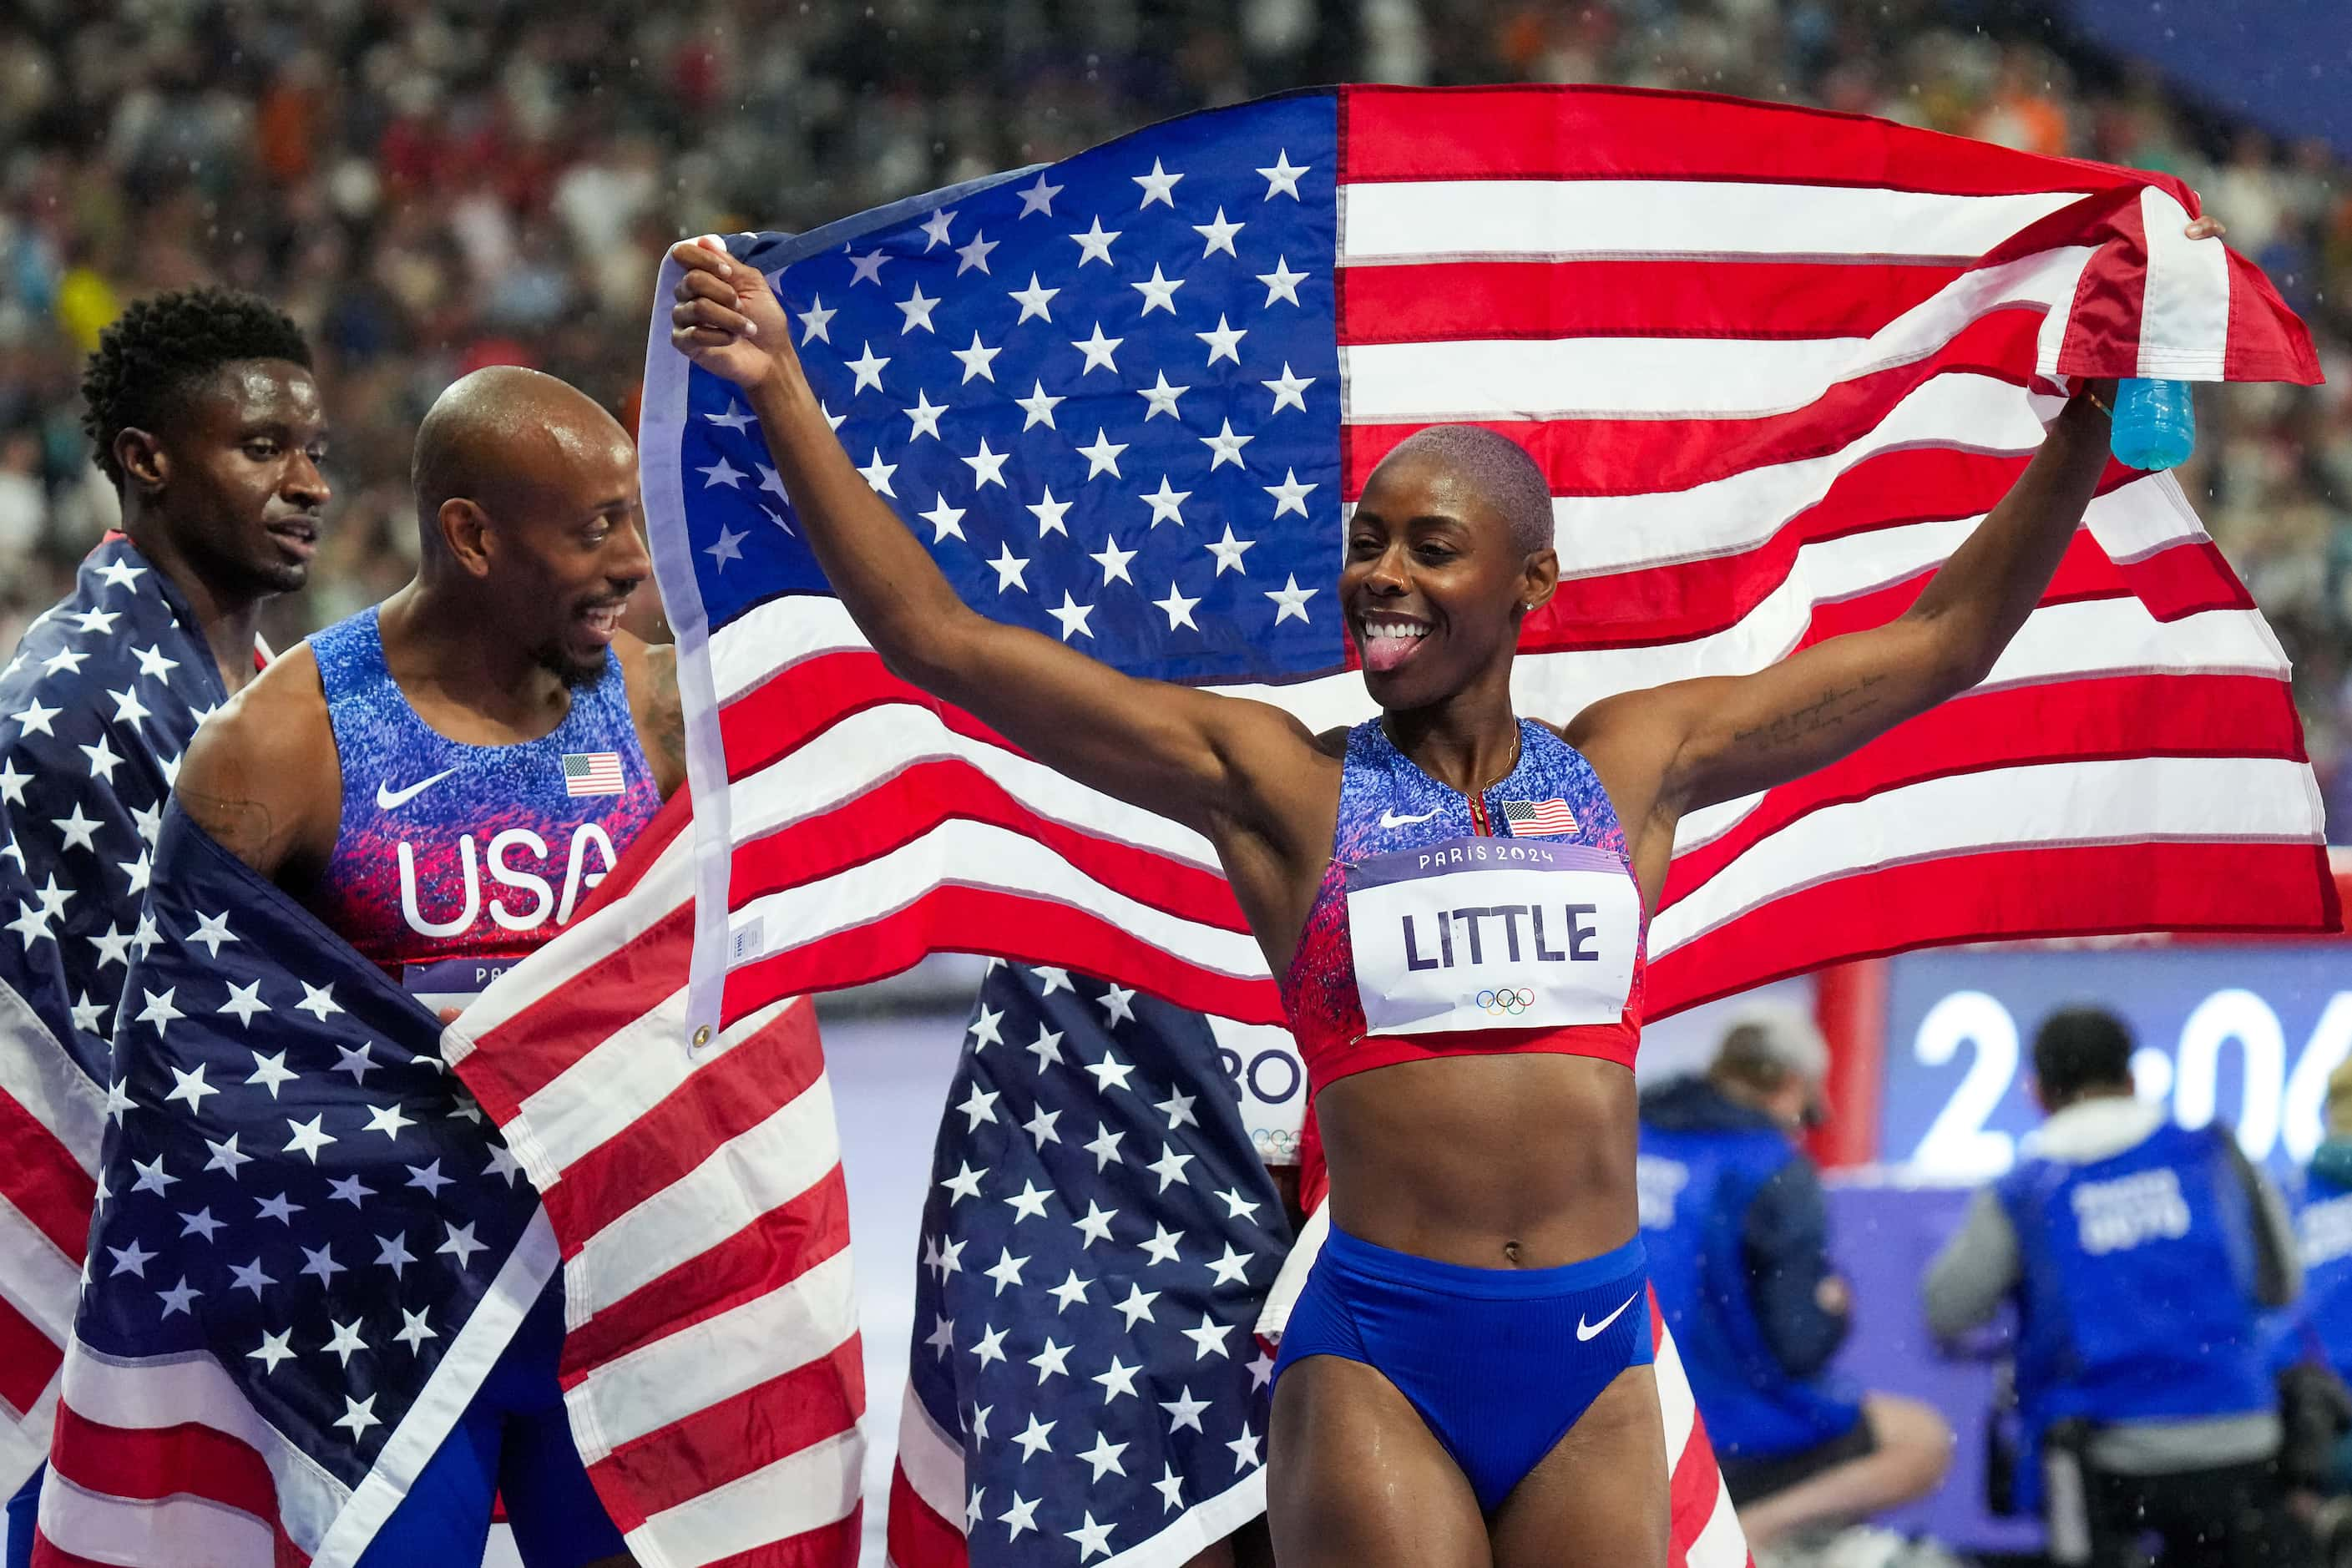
[
  {"x1": 639, "y1": 82, "x2": 2336, "y2": 1060},
  {"x1": 34, "y1": 806, "x2": 550, "y2": 1566},
  {"x1": 0, "y1": 539, "x2": 231, "y2": 1492},
  {"x1": 446, "y1": 794, "x2": 865, "y2": 1568}
]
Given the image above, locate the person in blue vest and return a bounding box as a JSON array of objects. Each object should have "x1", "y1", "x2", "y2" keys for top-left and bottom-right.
[
  {"x1": 1924, "y1": 1005, "x2": 2304, "y2": 1566},
  {"x1": 1640, "y1": 1004, "x2": 1954, "y2": 1546}
]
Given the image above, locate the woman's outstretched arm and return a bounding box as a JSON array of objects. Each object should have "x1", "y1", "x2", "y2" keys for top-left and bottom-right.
[{"x1": 666, "y1": 237, "x2": 1323, "y2": 842}]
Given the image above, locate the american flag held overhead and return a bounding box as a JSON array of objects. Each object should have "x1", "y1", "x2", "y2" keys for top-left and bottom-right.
[
  {"x1": 633, "y1": 81, "x2": 2334, "y2": 1563},
  {"x1": 645, "y1": 82, "x2": 2334, "y2": 1066},
  {"x1": 0, "y1": 538, "x2": 240, "y2": 1494}
]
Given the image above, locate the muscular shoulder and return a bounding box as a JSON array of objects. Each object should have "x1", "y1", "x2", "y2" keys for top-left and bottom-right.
[
  {"x1": 176, "y1": 644, "x2": 341, "y2": 883},
  {"x1": 612, "y1": 632, "x2": 688, "y2": 801}
]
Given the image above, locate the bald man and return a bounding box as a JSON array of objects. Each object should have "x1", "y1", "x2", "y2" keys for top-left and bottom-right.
[{"x1": 171, "y1": 367, "x2": 685, "y2": 1567}]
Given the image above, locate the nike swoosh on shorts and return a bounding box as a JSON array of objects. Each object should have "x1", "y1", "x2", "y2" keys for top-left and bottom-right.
[
  {"x1": 377, "y1": 768, "x2": 458, "y2": 810},
  {"x1": 1378, "y1": 808, "x2": 1439, "y2": 829},
  {"x1": 1576, "y1": 1290, "x2": 1640, "y2": 1342}
]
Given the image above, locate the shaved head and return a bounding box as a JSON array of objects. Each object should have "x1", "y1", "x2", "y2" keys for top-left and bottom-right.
[
  {"x1": 412, "y1": 366, "x2": 633, "y2": 543},
  {"x1": 407, "y1": 365, "x2": 649, "y2": 689},
  {"x1": 1370, "y1": 425, "x2": 1554, "y2": 558}
]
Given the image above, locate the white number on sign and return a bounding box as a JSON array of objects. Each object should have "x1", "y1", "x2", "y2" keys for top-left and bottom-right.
[
  {"x1": 2173, "y1": 989, "x2": 2286, "y2": 1161},
  {"x1": 1910, "y1": 990, "x2": 2020, "y2": 1181}
]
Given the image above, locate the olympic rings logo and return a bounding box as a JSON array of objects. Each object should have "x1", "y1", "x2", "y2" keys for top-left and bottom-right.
[{"x1": 1475, "y1": 987, "x2": 1536, "y2": 1016}]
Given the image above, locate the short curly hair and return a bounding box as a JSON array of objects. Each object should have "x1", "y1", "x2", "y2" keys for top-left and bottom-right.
[{"x1": 81, "y1": 287, "x2": 313, "y2": 486}]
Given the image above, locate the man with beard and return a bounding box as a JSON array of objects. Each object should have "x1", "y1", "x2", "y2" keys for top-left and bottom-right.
[
  {"x1": 150, "y1": 364, "x2": 687, "y2": 1566},
  {"x1": 2, "y1": 288, "x2": 326, "y2": 1563}
]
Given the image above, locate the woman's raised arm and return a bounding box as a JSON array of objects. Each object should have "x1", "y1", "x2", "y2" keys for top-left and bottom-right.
[{"x1": 666, "y1": 237, "x2": 1321, "y2": 843}]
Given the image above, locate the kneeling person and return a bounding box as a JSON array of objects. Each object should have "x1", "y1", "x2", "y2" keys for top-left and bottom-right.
[
  {"x1": 174, "y1": 367, "x2": 688, "y2": 1567},
  {"x1": 1640, "y1": 1007, "x2": 1952, "y2": 1545}
]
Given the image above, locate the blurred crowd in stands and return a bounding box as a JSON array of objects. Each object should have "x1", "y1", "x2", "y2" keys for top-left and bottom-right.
[{"x1": 3, "y1": 0, "x2": 2349, "y2": 829}]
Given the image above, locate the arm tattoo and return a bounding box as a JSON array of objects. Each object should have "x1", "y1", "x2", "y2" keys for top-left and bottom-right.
[
  {"x1": 177, "y1": 786, "x2": 282, "y2": 874},
  {"x1": 1730, "y1": 672, "x2": 1890, "y2": 756},
  {"x1": 646, "y1": 647, "x2": 689, "y2": 788}
]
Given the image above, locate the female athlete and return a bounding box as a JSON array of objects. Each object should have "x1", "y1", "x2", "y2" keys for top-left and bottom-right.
[{"x1": 668, "y1": 215, "x2": 2221, "y2": 1568}]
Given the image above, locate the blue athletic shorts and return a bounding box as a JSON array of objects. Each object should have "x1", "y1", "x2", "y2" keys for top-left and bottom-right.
[
  {"x1": 357, "y1": 1277, "x2": 627, "y2": 1568},
  {"x1": 1272, "y1": 1227, "x2": 1653, "y2": 1513}
]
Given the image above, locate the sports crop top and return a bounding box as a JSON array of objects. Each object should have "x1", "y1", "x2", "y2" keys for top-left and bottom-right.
[{"x1": 1276, "y1": 717, "x2": 1647, "y2": 1090}]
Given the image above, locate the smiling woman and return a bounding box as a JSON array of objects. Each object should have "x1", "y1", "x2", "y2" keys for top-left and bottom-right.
[{"x1": 665, "y1": 210, "x2": 2226, "y2": 1568}]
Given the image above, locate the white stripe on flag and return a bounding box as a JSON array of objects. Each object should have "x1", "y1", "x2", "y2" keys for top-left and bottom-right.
[
  {"x1": 633, "y1": 1428, "x2": 864, "y2": 1568},
  {"x1": 567, "y1": 1075, "x2": 842, "y2": 1314},
  {"x1": 0, "y1": 1197, "x2": 78, "y2": 1343},
  {"x1": 1338, "y1": 180, "x2": 2086, "y2": 264},
  {"x1": 2137, "y1": 185, "x2": 2233, "y2": 379},
  {"x1": 38, "y1": 1466, "x2": 280, "y2": 1567},
  {"x1": 895, "y1": 1382, "x2": 966, "y2": 1530},
  {"x1": 725, "y1": 704, "x2": 1221, "y2": 871},
  {"x1": 726, "y1": 826, "x2": 1267, "y2": 979},
  {"x1": 1651, "y1": 753, "x2": 2324, "y2": 957},
  {"x1": 49, "y1": 1343, "x2": 352, "y2": 1555},
  {"x1": 0, "y1": 979, "x2": 106, "y2": 1175},
  {"x1": 567, "y1": 1247, "x2": 858, "y2": 1460},
  {"x1": 1345, "y1": 248, "x2": 2100, "y2": 422}
]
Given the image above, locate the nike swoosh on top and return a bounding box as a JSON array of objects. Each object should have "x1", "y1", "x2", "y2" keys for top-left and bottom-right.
[
  {"x1": 1378, "y1": 808, "x2": 1439, "y2": 829},
  {"x1": 376, "y1": 769, "x2": 458, "y2": 811},
  {"x1": 1576, "y1": 1291, "x2": 1640, "y2": 1342}
]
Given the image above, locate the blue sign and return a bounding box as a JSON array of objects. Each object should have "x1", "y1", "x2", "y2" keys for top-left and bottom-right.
[{"x1": 1882, "y1": 945, "x2": 2352, "y2": 1182}]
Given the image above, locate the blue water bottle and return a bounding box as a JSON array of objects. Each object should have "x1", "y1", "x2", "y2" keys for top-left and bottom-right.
[{"x1": 2107, "y1": 377, "x2": 2196, "y2": 470}]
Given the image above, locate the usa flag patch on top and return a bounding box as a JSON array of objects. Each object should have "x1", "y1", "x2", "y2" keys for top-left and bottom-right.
[
  {"x1": 563, "y1": 751, "x2": 625, "y2": 797},
  {"x1": 1502, "y1": 798, "x2": 1577, "y2": 836}
]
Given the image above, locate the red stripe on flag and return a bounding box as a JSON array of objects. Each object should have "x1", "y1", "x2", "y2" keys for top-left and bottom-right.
[
  {"x1": 459, "y1": 905, "x2": 695, "y2": 1121},
  {"x1": 1337, "y1": 258, "x2": 1970, "y2": 345},
  {"x1": 569, "y1": 791, "x2": 691, "y2": 919},
  {"x1": 718, "y1": 885, "x2": 1286, "y2": 1030},
  {"x1": 1648, "y1": 841, "x2": 2341, "y2": 1019},
  {"x1": 540, "y1": 1002, "x2": 826, "y2": 1252},
  {"x1": 1659, "y1": 672, "x2": 2312, "y2": 913},
  {"x1": 726, "y1": 753, "x2": 1248, "y2": 931},
  {"x1": 48, "y1": 1407, "x2": 279, "y2": 1517},
  {"x1": 693, "y1": 1510, "x2": 861, "y2": 1568},
  {"x1": 559, "y1": 1166, "x2": 852, "y2": 1373},
  {"x1": 1338, "y1": 82, "x2": 2175, "y2": 200},
  {"x1": 888, "y1": 1465, "x2": 972, "y2": 1568},
  {"x1": 721, "y1": 651, "x2": 1019, "y2": 783},
  {"x1": 0, "y1": 1091, "x2": 95, "y2": 1263},
  {"x1": 2223, "y1": 250, "x2": 2324, "y2": 382},
  {"x1": 0, "y1": 1295, "x2": 61, "y2": 1416},
  {"x1": 1517, "y1": 462, "x2": 2166, "y2": 655},
  {"x1": 1343, "y1": 311, "x2": 2046, "y2": 498},
  {"x1": 589, "y1": 1338, "x2": 865, "y2": 1524}
]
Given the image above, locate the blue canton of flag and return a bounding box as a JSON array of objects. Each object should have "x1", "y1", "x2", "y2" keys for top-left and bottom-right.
[
  {"x1": 676, "y1": 93, "x2": 1343, "y2": 685},
  {"x1": 905, "y1": 962, "x2": 1292, "y2": 1564},
  {"x1": 68, "y1": 805, "x2": 544, "y2": 1504}
]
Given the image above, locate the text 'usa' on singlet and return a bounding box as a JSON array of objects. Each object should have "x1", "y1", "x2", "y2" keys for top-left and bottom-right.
[
  {"x1": 1276, "y1": 718, "x2": 1648, "y2": 1091},
  {"x1": 306, "y1": 607, "x2": 664, "y2": 1011}
]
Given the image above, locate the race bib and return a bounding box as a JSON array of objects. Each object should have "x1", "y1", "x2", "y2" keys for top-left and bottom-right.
[{"x1": 1344, "y1": 837, "x2": 1640, "y2": 1037}]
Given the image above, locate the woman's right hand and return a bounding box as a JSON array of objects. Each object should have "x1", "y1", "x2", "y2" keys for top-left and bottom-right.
[{"x1": 669, "y1": 236, "x2": 799, "y2": 392}]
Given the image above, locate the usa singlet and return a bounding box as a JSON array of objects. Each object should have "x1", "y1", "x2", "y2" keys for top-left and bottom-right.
[
  {"x1": 1277, "y1": 717, "x2": 1647, "y2": 1089},
  {"x1": 307, "y1": 607, "x2": 663, "y2": 1009}
]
